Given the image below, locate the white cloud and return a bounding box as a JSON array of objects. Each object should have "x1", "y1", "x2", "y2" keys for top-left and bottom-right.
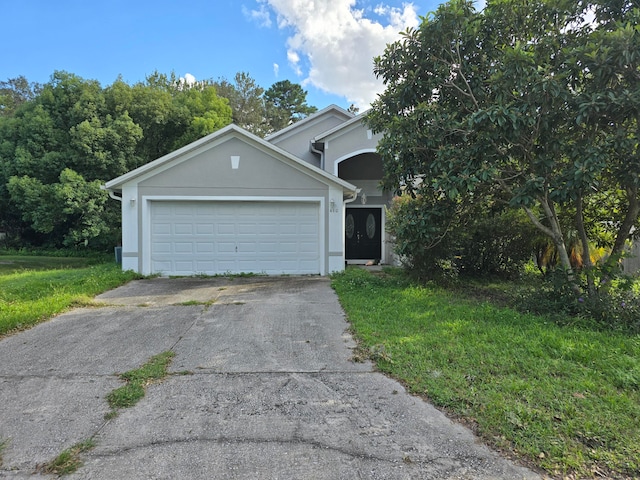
[
  {"x1": 287, "y1": 49, "x2": 302, "y2": 75},
  {"x1": 177, "y1": 73, "x2": 197, "y2": 89},
  {"x1": 256, "y1": 0, "x2": 419, "y2": 109},
  {"x1": 183, "y1": 73, "x2": 196, "y2": 85},
  {"x1": 242, "y1": 3, "x2": 273, "y2": 27},
  {"x1": 273, "y1": 62, "x2": 280, "y2": 76}
]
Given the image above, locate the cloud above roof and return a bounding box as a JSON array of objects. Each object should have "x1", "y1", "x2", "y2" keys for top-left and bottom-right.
[{"x1": 248, "y1": 0, "x2": 419, "y2": 109}]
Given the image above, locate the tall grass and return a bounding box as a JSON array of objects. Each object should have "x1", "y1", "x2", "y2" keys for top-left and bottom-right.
[
  {"x1": 0, "y1": 261, "x2": 142, "y2": 335},
  {"x1": 332, "y1": 267, "x2": 640, "y2": 479}
]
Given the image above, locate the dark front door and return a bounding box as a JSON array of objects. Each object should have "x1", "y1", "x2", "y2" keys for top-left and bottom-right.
[{"x1": 345, "y1": 208, "x2": 382, "y2": 260}]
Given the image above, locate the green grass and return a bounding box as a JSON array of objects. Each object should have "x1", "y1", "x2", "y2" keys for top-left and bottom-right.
[
  {"x1": 40, "y1": 439, "x2": 96, "y2": 476},
  {"x1": 106, "y1": 351, "x2": 175, "y2": 414},
  {"x1": 0, "y1": 255, "x2": 105, "y2": 274},
  {"x1": 0, "y1": 256, "x2": 143, "y2": 336},
  {"x1": 332, "y1": 267, "x2": 640, "y2": 479},
  {"x1": 0, "y1": 438, "x2": 7, "y2": 467}
]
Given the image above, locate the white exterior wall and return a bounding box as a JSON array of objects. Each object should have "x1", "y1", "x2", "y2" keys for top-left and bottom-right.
[
  {"x1": 328, "y1": 186, "x2": 347, "y2": 273},
  {"x1": 121, "y1": 183, "x2": 139, "y2": 272}
]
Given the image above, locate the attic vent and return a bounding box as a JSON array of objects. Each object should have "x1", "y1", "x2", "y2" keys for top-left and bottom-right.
[
  {"x1": 367, "y1": 129, "x2": 373, "y2": 140},
  {"x1": 231, "y1": 156, "x2": 240, "y2": 169}
]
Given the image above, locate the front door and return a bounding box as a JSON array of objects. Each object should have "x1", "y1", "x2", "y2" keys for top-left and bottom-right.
[{"x1": 345, "y1": 208, "x2": 382, "y2": 260}]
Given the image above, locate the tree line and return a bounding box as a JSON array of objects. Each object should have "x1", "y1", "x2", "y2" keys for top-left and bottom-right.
[{"x1": 0, "y1": 71, "x2": 317, "y2": 249}]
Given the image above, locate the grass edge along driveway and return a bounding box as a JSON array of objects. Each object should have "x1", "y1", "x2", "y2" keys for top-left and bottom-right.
[
  {"x1": 0, "y1": 256, "x2": 142, "y2": 336},
  {"x1": 331, "y1": 268, "x2": 640, "y2": 480}
]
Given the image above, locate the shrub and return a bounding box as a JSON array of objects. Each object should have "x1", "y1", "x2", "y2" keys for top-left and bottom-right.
[
  {"x1": 385, "y1": 193, "x2": 460, "y2": 280},
  {"x1": 515, "y1": 268, "x2": 640, "y2": 334},
  {"x1": 455, "y1": 209, "x2": 538, "y2": 278},
  {"x1": 386, "y1": 194, "x2": 537, "y2": 280}
]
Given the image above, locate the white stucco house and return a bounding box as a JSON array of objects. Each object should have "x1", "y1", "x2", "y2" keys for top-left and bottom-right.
[{"x1": 103, "y1": 105, "x2": 392, "y2": 276}]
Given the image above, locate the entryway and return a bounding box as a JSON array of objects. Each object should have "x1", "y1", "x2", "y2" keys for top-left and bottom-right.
[{"x1": 345, "y1": 207, "x2": 382, "y2": 261}]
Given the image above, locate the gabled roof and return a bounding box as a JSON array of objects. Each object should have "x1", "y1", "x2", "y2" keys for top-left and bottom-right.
[
  {"x1": 264, "y1": 104, "x2": 354, "y2": 142},
  {"x1": 103, "y1": 123, "x2": 358, "y2": 193},
  {"x1": 313, "y1": 109, "x2": 371, "y2": 143}
]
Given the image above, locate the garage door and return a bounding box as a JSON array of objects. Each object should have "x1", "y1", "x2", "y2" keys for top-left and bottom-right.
[{"x1": 149, "y1": 201, "x2": 321, "y2": 275}]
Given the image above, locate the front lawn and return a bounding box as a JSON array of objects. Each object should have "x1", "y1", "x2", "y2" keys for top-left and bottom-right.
[
  {"x1": 332, "y1": 267, "x2": 640, "y2": 479},
  {"x1": 0, "y1": 255, "x2": 142, "y2": 336}
]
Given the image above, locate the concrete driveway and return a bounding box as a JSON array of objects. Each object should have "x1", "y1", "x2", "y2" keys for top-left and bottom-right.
[{"x1": 0, "y1": 276, "x2": 541, "y2": 479}]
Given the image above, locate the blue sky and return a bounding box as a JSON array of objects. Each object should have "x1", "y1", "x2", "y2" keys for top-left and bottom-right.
[{"x1": 0, "y1": 0, "x2": 447, "y2": 110}]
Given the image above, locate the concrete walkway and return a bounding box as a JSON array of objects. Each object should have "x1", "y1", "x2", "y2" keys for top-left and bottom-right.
[{"x1": 0, "y1": 277, "x2": 541, "y2": 479}]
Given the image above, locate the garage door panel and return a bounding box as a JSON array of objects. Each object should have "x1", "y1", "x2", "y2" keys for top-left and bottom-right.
[
  {"x1": 258, "y1": 242, "x2": 278, "y2": 253},
  {"x1": 150, "y1": 201, "x2": 321, "y2": 275},
  {"x1": 279, "y1": 224, "x2": 297, "y2": 235},
  {"x1": 196, "y1": 261, "x2": 215, "y2": 272},
  {"x1": 174, "y1": 224, "x2": 193, "y2": 235},
  {"x1": 196, "y1": 224, "x2": 214, "y2": 235},
  {"x1": 174, "y1": 242, "x2": 193, "y2": 253},
  {"x1": 196, "y1": 242, "x2": 214, "y2": 253},
  {"x1": 216, "y1": 223, "x2": 235, "y2": 235},
  {"x1": 300, "y1": 241, "x2": 319, "y2": 253},
  {"x1": 152, "y1": 242, "x2": 172, "y2": 253},
  {"x1": 152, "y1": 223, "x2": 171, "y2": 235}
]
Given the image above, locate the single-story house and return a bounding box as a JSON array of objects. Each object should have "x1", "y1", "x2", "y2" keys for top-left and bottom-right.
[{"x1": 103, "y1": 105, "x2": 394, "y2": 276}]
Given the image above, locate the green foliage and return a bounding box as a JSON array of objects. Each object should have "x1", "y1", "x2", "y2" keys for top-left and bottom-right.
[
  {"x1": 455, "y1": 208, "x2": 539, "y2": 278},
  {"x1": 0, "y1": 76, "x2": 41, "y2": 117},
  {"x1": 367, "y1": 0, "x2": 640, "y2": 295},
  {"x1": 40, "y1": 439, "x2": 96, "y2": 476},
  {"x1": 385, "y1": 194, "x2": 460, "y2": 278},
  {"x1": 0, "y1": 69, "x2": 315, "y2": 248},
  {"x1": 332, "y1": 268, "x2": 640, "y2": 479},
  {"x1": 0, "y1": 70, "x2": 233, "y2": 249},
  {"x1": 213, "y1": 72, "x2": 267, "y2": 136},
  {"x1": 106, "y1": 351, "x2": 175, "y2": 411},
  {"x1": 386, "y1": 194, "x2": 537, "y2": 279},
  {"x1": 516, "y1": 267, "x2": 640, "y2": 334},
  {"x1": 8, "y1": 169, "x2": 112, "y2": 248},
  {"x1": 264, "y1": 80, "x2": 317, "y2": 132}
]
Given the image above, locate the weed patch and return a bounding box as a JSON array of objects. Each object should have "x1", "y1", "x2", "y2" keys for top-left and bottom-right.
[
  {"x1": 173, "y1": 299, "x2": 216, "y2": 307},
  {"x1": 106, "y1": 351, "x2": 175, "y2": 416},
  {"x1": 0, "y1": 438, "x2": 7, "y2": 467},
  {"x1": 39, "y1": 439, "x2": 95, "y2": 476}
]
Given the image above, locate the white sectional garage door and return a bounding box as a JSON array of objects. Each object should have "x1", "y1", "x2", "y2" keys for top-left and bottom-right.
[{"x1": 149, "y1": 201, "x2": 321, "y2": 275}]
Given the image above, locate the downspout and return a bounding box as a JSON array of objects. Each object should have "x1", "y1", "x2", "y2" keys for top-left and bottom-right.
[
  {"x1": 108, "y1": 191, "x2": 123, "y2": 202},
  {"x1": 344, "y1": 188, "x2": 360, "y2": 204},
  {"x1": 311, "y1": 141, "x2": 325, "y2": 171}
]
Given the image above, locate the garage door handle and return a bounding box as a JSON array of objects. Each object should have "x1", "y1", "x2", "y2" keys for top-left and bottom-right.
[{"x1": 235, "y1": 245, "x2": 238, "y2": 253}]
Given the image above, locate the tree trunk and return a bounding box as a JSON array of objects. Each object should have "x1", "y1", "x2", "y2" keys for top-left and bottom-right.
[
  {"x1": 610, "y1": 185, "x2": 639, "y2": 263},
  {"x1": 523, "y1": 196, "x2": 581, "y2": 295},
  {"x1": 576, "y1": 193, "x2": 595, "y2": 295}
]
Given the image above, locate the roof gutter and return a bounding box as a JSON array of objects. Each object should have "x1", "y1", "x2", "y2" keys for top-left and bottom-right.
[
  {"x1": 344, "y1": 188, "x2": 361, "y2": 204},
  {"x1": 101, "y1": 185, "x2": 123, "y2": 202}
]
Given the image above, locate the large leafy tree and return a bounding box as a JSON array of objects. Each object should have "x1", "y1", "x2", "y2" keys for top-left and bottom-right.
[
  {"x1": 264, "y1": 80, "x2": 317, "y2": 132},
  {"x1": 0, "y1": 71, "x2": 232, "y2": 248},
  {"x1": 213, "y1": 74, "x2": 318, "y2": 136},
  {"x1": 0, "y1": 76, "x2": 41, "y2": 117},
  {"x1": 367, "y1": 0, "x2": 639, "y2": 292},
  {"x1": 214, "y1": 72, "x2": 268, "y2": 136}
]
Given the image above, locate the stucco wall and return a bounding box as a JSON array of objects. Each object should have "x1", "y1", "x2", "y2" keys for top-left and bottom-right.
[
  {"x1": 268, "y1": 114, "x2": 349, "y2": 167},
  {"x1": 117, "y1": 135, "x2": 351, "y2": 275}
]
